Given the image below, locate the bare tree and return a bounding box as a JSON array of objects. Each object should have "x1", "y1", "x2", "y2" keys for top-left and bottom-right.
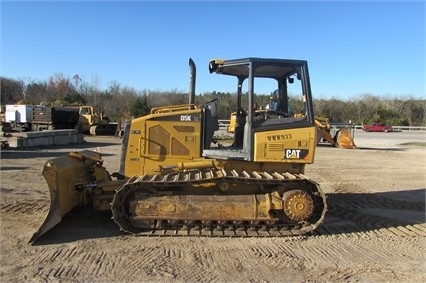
[{"x1": 1, "y1": 77, "x2": 24, "y2": 104}]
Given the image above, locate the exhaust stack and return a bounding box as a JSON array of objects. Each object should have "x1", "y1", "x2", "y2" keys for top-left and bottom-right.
[{"x1": 189, "y1": 58, "x2": 196, "y2": 106}]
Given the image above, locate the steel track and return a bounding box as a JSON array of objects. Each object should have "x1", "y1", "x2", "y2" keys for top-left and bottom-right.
[{"x1": 111, "y1": 169, "x2": 327, "y2": 237}]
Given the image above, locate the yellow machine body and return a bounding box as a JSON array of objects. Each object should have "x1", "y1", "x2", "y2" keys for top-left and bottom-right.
[
  {"x1": 30, "y1": 58, "x2": 327, "y2": 243},
  {"x1": 123, "y1": 105, "x2": 202, "y2": 176}
]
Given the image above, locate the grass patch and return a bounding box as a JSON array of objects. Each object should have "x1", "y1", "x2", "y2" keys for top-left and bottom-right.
[{"x1": 399, "y1": 142, "x2": 426, "y2": 147}]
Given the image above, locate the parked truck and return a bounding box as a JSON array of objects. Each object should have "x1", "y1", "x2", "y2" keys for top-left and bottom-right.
[
  {"x1": 1, "y1": 104, "x2": 34, "y2": 132},
  {"x1": 1, "y1": 104, "x2": 80, "y2": 132},
  {"x1": 362, "y1": 123, "x2": 393, "y2": 132},
  {"x1": 31, "y1": 106, "x2": 80, "y2": 131}
]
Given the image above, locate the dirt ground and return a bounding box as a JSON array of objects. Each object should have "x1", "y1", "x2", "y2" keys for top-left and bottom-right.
[{"x1": 1, "y1": 130, "x2": 425, "y2": 282}]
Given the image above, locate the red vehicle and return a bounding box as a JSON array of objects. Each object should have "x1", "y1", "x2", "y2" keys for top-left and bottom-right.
[{"x1": 362, "y1": 123, "x2": 393, "y2": 132}]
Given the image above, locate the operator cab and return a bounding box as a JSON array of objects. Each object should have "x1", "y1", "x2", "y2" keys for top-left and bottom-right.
[{"x1": 202, "y1": 57, "x2": 315, "y2": 161}]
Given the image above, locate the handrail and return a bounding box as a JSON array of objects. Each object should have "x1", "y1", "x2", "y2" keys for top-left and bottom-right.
[
  {"x1": 354, "y1": 125, "x2": 426, "y2": 131},
  {"x1": 151, "y1": 104, "x2": 198, "y2": 114},
  {"x1": 217, "y1": 120, "x2": 426, "y2": 131}
]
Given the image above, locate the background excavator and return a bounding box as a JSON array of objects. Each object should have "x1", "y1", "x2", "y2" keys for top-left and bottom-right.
[
  {"x1": 314, "y1": 117, "x2": 356, "y2": 149},
  {"x1": 30, "y1": 57, "x2": 327, "y2": 243}
]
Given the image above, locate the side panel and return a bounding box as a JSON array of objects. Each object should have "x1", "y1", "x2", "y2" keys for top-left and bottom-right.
[
  {"x1": 253, "y1": 126, "x2": 317, "y2": 163},
  {"x1": 124, "y1": 109, "x2": 202, "y2": 176}
]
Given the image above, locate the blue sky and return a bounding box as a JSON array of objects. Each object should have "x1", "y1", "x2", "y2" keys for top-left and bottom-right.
[{"x1": 1, "y1": 1, "x2": 425, "y2": 100}]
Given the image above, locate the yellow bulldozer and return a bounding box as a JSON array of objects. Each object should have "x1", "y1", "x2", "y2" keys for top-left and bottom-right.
[
  {"x1": 30, "y1": 57, "x2": 328, "y2": 243},
  {"x1": 66, "y1": 105, "x2": 118, "y2": 135}
]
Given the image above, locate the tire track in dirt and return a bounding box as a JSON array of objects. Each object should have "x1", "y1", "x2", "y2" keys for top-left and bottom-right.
[
  {"x1": 28, "y1": 240, "x2": 196, "y2": 281},
  {"x1": 118, "y1": 244, "x2": 224, "y2": 281},
  {"x1": 212, "y1": 242, "x2": 259, "y2": 281},
  {"x1": 97, "y1": 240, "x2": 262, "y2": 282},
  {"x1": 160, "y1": 241, "x2": 251, "y2": 282},
  {"x1": 186, "y1": 247, "x2": 220, "y2": 281},
  {"x1": 30, "y1": 246, "x2": 121, "y2": 281},
  {"x1": 320, "y1": 191, "x2": 425, "y2": 237},
  {"x1": 83, "y1": 250, "x2": 111, "y2": 277},
  {"x1": 20, "y1": 232, "x2": 425, "y2": 282},
  {"x1": 112, "y1": 245, "x2": 163, "y2": 278},
  {"x1": 249, "y1": 241, "x2": 306, "y2": 272},
  {"x1": 333, "y1": 193, "x2": 425, "y2": 211},
  {"x1": 322, "y1": 208, "x2": 426, "y2": 237},
  {"x1": 0, "y1": 200, "x2": 49, "y2": 214},
  {"x1": 248, "y1": 234, "x2": 423, "y2": 282},
  {"x1": 30, "y1": 246, "x2": 84, "y2": 280},
  {"x1": 108, "y1": 244, "x2": 199, "y2": 281}
]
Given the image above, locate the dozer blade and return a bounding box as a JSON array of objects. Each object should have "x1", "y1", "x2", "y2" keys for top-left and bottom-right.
[
  {"x1": 335, "y1": 127, "x2": 357, "y2": 149},
  {"x1": 28, "y1": 150, "x2": 101, "y2": 244}
]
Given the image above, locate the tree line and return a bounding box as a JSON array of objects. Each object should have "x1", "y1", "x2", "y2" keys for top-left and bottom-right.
[{"x1": 1, "y1": 75, "x2": 425, "y2": 126}]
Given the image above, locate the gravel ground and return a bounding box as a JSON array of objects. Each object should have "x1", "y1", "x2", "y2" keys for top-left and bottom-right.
[{"x1": 1, "y1": 130, "x2": 425, "y2": 282}]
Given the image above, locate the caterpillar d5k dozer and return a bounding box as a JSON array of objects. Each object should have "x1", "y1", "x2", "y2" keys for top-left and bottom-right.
[{"x1": 29, "y1": 57, "x2": 327, "y2": 244}]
